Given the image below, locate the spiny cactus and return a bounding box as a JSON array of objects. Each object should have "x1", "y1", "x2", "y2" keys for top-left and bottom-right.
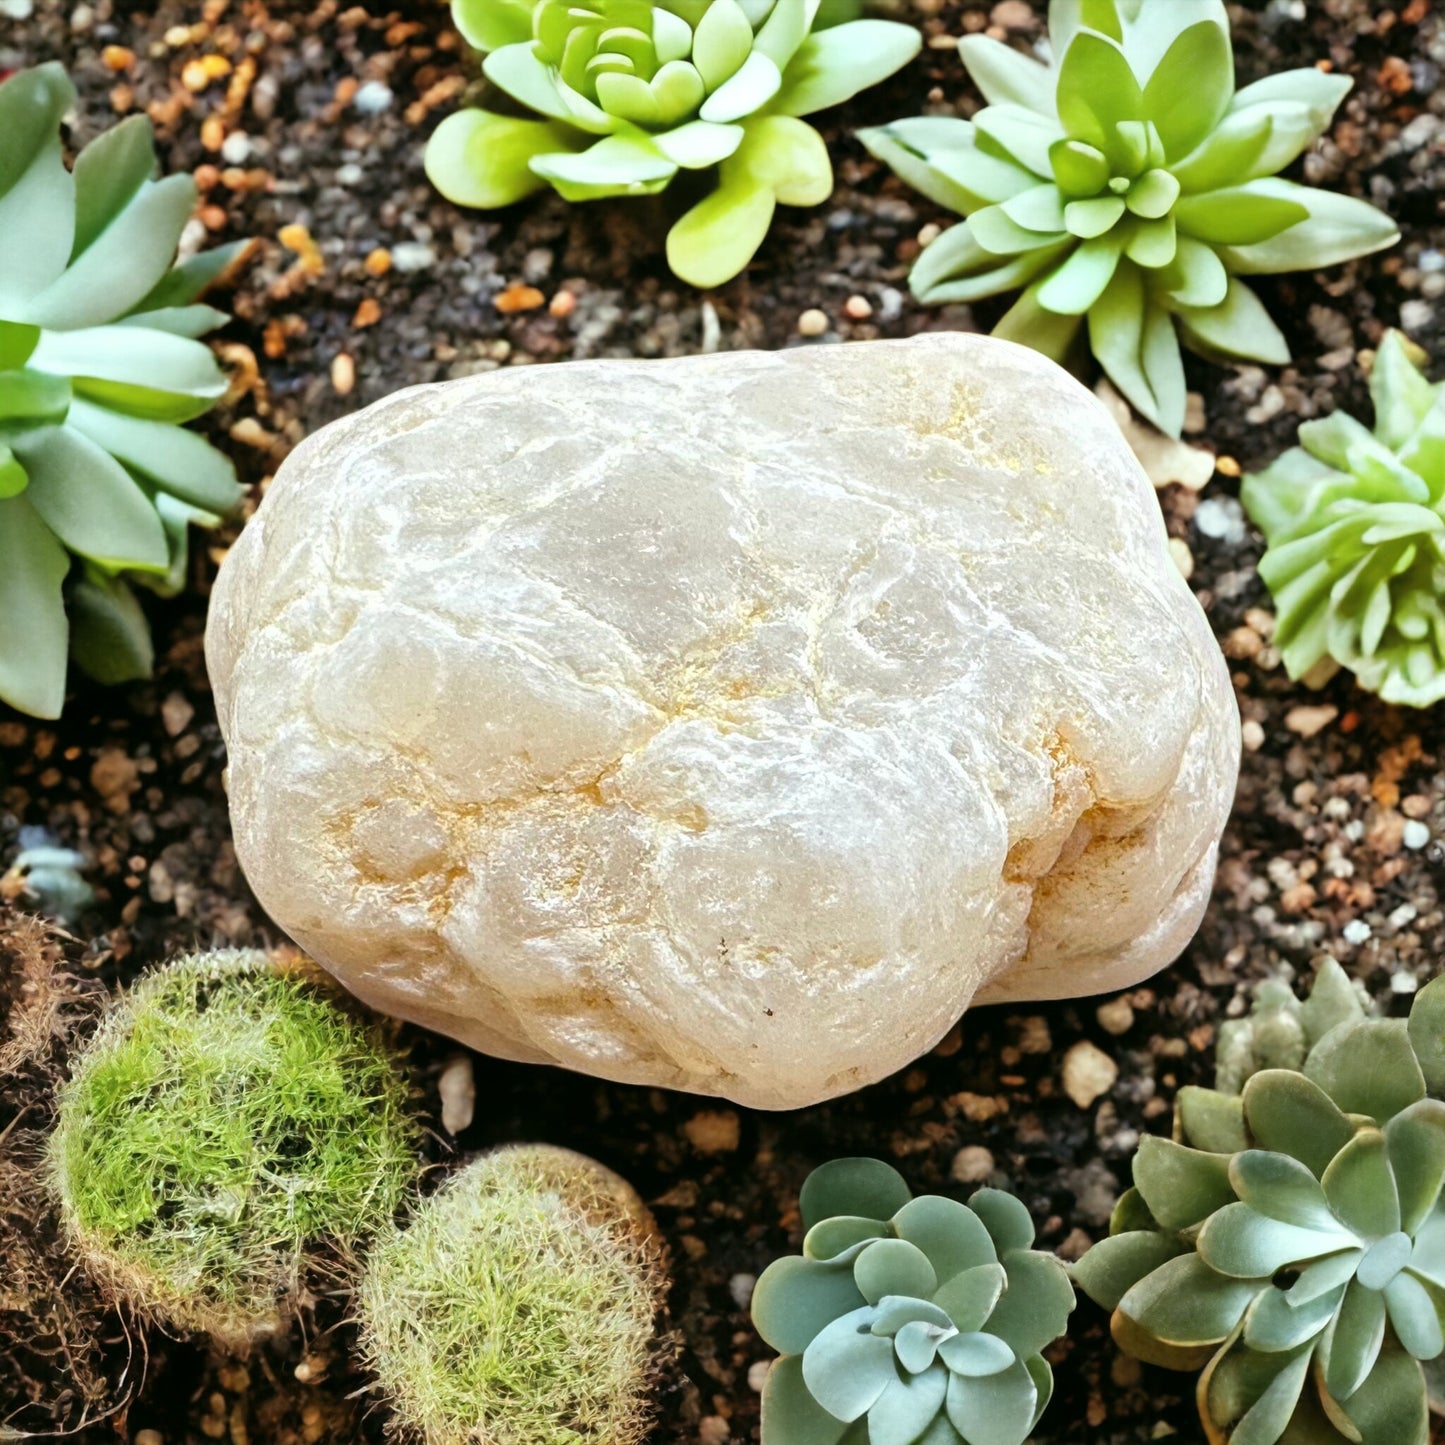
[
  {"x1": 1242, "y1": 330, "x2": 1445, "y2": 708},
  {"x1": 859, "y1": 0, "x2": 1397, "y2": 437},
  {"x1": 0, "y1": 63, "x2": 248, "y2": 719},
  {"x1": 1075, "y1": 962, "x2": 1445, "y2": 1445},
  {"x1": 752, "y1": 1158, "x2": 1075, "y2": 1445},
  {"x1": 427, "y1": 0, "x2": 921, "y2": 288}
]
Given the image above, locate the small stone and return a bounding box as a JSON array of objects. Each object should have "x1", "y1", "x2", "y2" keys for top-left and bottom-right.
[
  {"x1": 1168, "y1": 537, "x2": 1194, "y2": 579},
  {"x1": 950, "y1": 1145, "x2": 996, "y2": 1183},
  {"x1": 844, "y1": 294, "x2": 873, "y2": 320},
  {"x1": 1403, "y1": 820, "x2": 1430, "y2": 850},
  {"x1": 1342, "y1": 920, "x2": 1372, "y2": 945},
  {"x1": 1063, "y1": 1041, "x2": 1118, "y2": 1109},
  {"x1": 135, "y1": 1433, "x2": 163, "y2": 1445},
  {"x1": 438, "y1": 1054, "x2": 475, "y2": 1133},
  {"x1": 208, "y1": 335, "x2": 1239, "y2": 1108},
  {"x1": 1241, "y1": 719, "x2": 1265, "y2": 753},
  {"x1": 1095, "y1": 997, "x2": 1134, "y2": 1036},
  {"x1": 699, "y1": 1417, "x2": 730, "y2": 1445},
  {"x1": 1194, "y1": 496, "x2": 1246, "y2": 544},
  {"x1": 1096, "y1": 380, "x2": 1214, "y2": 490},
  {"x1": 797, "y1": 307, "x2": 829, "y2": 337},
  {"x1": 1284, "y1": 704, "x2": 1338, "y2": 739},
  {"x1": 748, "y1": 1360, "x2": 772, "y2": 1392},
  {"x1": 729, "y1": 1273, "x2": 756, "y2": 1309},
  {"x1": 331, "y1": 353, "x2": 356, "y2": 396},
  {"x1": 389, "y1": 241, "x2": 435, "y2": 273},
  {"x1": 353, "y1": 80, "x2": 394, "y2": 114},
  {"x1": 684, "y1": 1109, "x2": 740, "y2": 1153},
  {"x1": 495, "y1": 283, "x2": 546, "y2": 314},
  {"x1": 161, "y1": 691, "x2": 195, "y2": 737}
]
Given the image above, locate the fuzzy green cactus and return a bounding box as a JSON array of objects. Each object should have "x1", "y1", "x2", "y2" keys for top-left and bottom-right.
[
  {"x1": 751, "y1": 1158, "x2": 1074, "y2": 1445},
  {"x1": 426, "y1": 0, "x2": 921, "y2": 288},
  {"x1": 1242, "y1": 331, "x2": 1445, "y2": 708},
  {"x1": 859, "y1": 0, "x2": 1398, "y2": 437},
  {"x1": 1074, "y1": 962, "x2": 1445, "y2": 1445},
  {"x1": 0, "y1": 64, "x2": 247, "y2": 720}
]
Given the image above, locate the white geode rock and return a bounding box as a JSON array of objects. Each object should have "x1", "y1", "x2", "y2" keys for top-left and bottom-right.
[{"x1": 207, "y1": 334, "x2": 1239, "y2": 1109}]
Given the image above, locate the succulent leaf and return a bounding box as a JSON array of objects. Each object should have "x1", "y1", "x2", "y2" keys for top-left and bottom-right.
[
  {"x1": 1078, "y1": 965, "x2": 1445, "y2": 1441},
  {"x1": 754, "y1": 1160, "x2": 1073, "y2": 1445},
  {"x1": 431, "y1": 0, "x2": 919, "y2": 286},
  {"x1": 861, "y1": 0, "x2": 1398, "y2": 435}
]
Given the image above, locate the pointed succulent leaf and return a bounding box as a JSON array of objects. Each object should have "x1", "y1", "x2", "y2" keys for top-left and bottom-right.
[
  {"x1": 67, "y1": 572, "x2": 153, "y2": 685},
  {"x1": 14, "y1": 426, "x2": 169, "y2": 571},
  {"x1": 1111, "y1": 1306, "x2": 1218, "y2": 1372},
  {"x1": 1383, "y1": 1099, "x2": 1445, "y2": 1237},
  {"x1": 1072, "y1": 1231, "x2": 1187, "y2": 1312},
  {"x1": 771, "y1": 21, "x2": 922, "y2": 118},
  {"x1": 1212, "y1": 1342, "x2": 1314, "y2": 1445},
  {"x1": 450, "y1": 0, "x2": 534, "y2": 53},
  {"x1": 132, "y1": 238, "x2": 249, "y2": 312},
  {"x1": 1299, "y1": 959, "x2": 1370, "y2": 1049},
  {"x1": 1306, "y1": 1020, "x2": 1426, "y2": 1125},
  {"x1": 1133, "y1": 1136, "x2": 1237, "y2": 1231},
  {"x1": 992, "y1": 282, "x2": 1084, "y2": 362},
  {"x1": 957, "y1": 34, "x2": 1055, "y2": 115},
  {"x1": 1322, "y1": 1130, "x2": 1400, "y2": 1239},
  {"x1": 975, "y1": 106, "x2": 1062, "y2": 179},
  {"x1": 1219, "y1": 186, "x2": 1399, "y2": 275},
  {"x1": 1383, "y1": 1272, "x2": 1443, "y2": 1361},
  {"x1": 1174, "y1": 277, "x2": 1290, "y2": 365},
  {"x1": 1087, "y1": 262, "x2": 1186, "y2": 435},
  {"x1": 699, "y1": 50, "x2": 781, "y2": 123},
  {"x1": 1229, "y1": 1151, "x2": 1339, "y2": 1232},
  {"x1": 1142, "y1": 19, "x2": 1233, "y2": 161},
  {"x1": 1037, "y1": 233, "x2": 1125, "y2": 314},
  {"x1": 1055, "y1": 31, "x2": 1144, "y2": 167},
  {"x1": 69, "y1": 114, "x2": 157, "y2": 262},
  {"x1": 752, "y1": 1254, "x2": 868, "y2": 1355},
  {"x1": 1244, "y1": 1280, "x2": 1345, "y2": 1353},
  {"x1": 1290, "y1": 1249, "x2": 1365, "y2": 1308},
  {"x1": 1336, "y1": 1343, "x2": 1429, "y2": 1445},
  {"x1": 0, "y1": 494, "x2": 70, "y2": 719}
]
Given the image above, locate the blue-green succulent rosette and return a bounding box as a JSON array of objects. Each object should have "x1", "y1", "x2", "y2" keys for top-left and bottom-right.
[
  {"x1": 426, "y1": 0, "x2": 921, "y2": 288},
  {"x1": 859, "y1": 0, "x2": 1398, "y2": 437},
  {"x1": 752, "y1": 1159, "x2": 1075, "y2": 1445},
  {"x1": 1076, "y1": 966, "x2": 1445, "y2": 1445}
]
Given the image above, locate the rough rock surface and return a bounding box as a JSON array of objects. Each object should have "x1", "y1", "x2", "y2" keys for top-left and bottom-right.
[{"x1": 207, "y1": 335, "x2": 1239, "y2": 1109}]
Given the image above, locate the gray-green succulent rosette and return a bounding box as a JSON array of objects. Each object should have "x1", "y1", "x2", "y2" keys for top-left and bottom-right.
[
  {"x1": 426, "y1": 0, "x2": 921, "y2": 288},
  {"x1": 752, "y1": 1158, "x2": 1075, "y2": 1445},
  {"x1": 0, "y1": 63, "x2": 246, "y2": 720},
  {"x1": 1242, "y1": 331, "x2": 1445, "y2": 709},
  {"x1": 1075, "y1": 962, "x2": 1445, "y2": 1445},
  {"x1": 859, "y1": 0, "x2": 1398, "y2": 437}
]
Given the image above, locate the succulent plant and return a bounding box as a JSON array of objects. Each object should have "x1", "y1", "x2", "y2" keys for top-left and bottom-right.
[
  {"x1": 50, "y1": 949, "x2": 416, "y2": 1341},
  {"x1": 0, "y1": 63, "x2": 246, "y2": 720},
  {"x1": 858, "y1": 0, "x2": 1398, "y2": 438},
  {"x1": 1242, "y1": 331, "x2": 1445, "y2": 708},
  {"x1": 427, "y1": 0, "x2": 921, "y2": 288},
  {"x1": 1074, "y1": 961, "x2": 1445, "y2": 1445},
  {"x1": 358, "y1": 1144, "x2": 669, "y2": 1445},
  {"x1": 751, "y1": 1158, "x2": 1075, "y2": 1445}
]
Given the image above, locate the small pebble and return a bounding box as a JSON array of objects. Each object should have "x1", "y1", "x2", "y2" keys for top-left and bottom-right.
[
  {"x1": 1342, "y1": 919, "x2": 1372, "y2": 945},
  {"x1": 438, "y1": 1054, "x2": 476, "y2": 1134},
  {"x1": 1241, "y1": 719, "x2": 1265, "y2": 753},
  {"x1": 698, "y1": 1415, "x2": 730, "y2": 1445},
  {"x1": 950, "y1": 1145, "x2": 995, "y2": 1183},
  {"x1": 1403, "y1": 820, "x2": 1430, "y2": 850},
  {"x1": 389, "y1": 241, "x2": 435, "y2": 273},
  {"x1": 797, "y1": 308, "x2": 829, "y2": 338},
  {"x1": 748, "y1": 1360, "x2": 772, "y2": 1392},
  {"x1": 1168, "y1": 537, "x2": 1194, "y2": 579},
  {"x1": 135, "y1": 1433, "x2": 163, "y2": 1445},
  {"x1": 353, "y1": 80, "x2": 394, "y2": 114},
  {"x1": 728, "y1": 1272, "x2": 756, "y2": 1309},
  {"x1": 1284, "y1": 704, "x2": 1337, "y2": 739},
  {"x1": 1095, "y1": 997, "x2": 1134, "y2": 1036},
  {"x1": 844, "y1": 294, "x2": 873, "y2": 320},
  {"x1": 1062, "y1": 1040, "x2": 1118, "y2": 1109},
  {"x1": 1194, "y1": 496, "x2": 1246, "y2": 544},
  {"x1": 684, "y1": 1109, "x2": 740, "y2": 1153}
]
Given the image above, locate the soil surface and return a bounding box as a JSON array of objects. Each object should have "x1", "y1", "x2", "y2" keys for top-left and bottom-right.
[{"x1": 1, "y1": 0, "x2": 1443, "y2": 1442}]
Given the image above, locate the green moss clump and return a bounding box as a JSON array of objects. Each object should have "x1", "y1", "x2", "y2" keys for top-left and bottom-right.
[
  {"x1": 358, "y1": 1144, "x2": 669, "y2": 1445},
  {"x1": 50, "y1": 949, "x2": 417, "y2": 1341}
]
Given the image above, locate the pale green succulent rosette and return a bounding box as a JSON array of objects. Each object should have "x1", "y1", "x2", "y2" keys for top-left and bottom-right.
[
  {"x1": 1242, "y1": 331, "x2": 1445, "y2": 709},
  {"x1": 858, "y1": 0, "x2": 1398, "y2": 437},
  {"x1": 1075, "y1": 963, "x2": 1445, "y2": 1445},
  {"x1": 0, "y1": 63, "x2": 245, "y2": 720},
  {"x1": 427, "y1": 0, "x2": 921, "y2": 288},
  {"x1": 751, "y1": 1158, "x2": 1075, "y2": 1445}
]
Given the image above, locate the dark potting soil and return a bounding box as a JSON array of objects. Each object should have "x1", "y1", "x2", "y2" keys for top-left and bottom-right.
[{"x1": 1, "y1": 1, "x2": 1443, "y2": 1441}]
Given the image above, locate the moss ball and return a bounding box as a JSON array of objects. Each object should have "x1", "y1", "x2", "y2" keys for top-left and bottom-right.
[
  {"x1": 50, "y1": 949, "x2": 417, "y2": 1340},
  {"x1": 358, "y1": 1145, "x2": 669, "y2": 1445}
]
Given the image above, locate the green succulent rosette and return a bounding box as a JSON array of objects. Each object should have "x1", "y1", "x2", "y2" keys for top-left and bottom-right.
[
  {"x1": 1242, "y1": 331, "x2": 1445, "y2": 709},
  {"x1": 1075, "y1": 962, "x2": 1445, "y2": 1445},
  {"x1": 0, "y1": 63, "x2": 246, "y2": 720},
  {"x1": 859, "y1": 0, "x2": 1398, "y2": 437},
  {"x1": 752, "y1": 1158, "x2": 1075, "y2": 1445},
  {"x1": 426, "y1": 0, "x2": 921, "y2": 288}
]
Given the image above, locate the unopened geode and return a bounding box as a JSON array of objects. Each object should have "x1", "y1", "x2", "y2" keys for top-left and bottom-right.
[{"x1": 207, "y1": 335, "x2": 1238, "y2": 1109}]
